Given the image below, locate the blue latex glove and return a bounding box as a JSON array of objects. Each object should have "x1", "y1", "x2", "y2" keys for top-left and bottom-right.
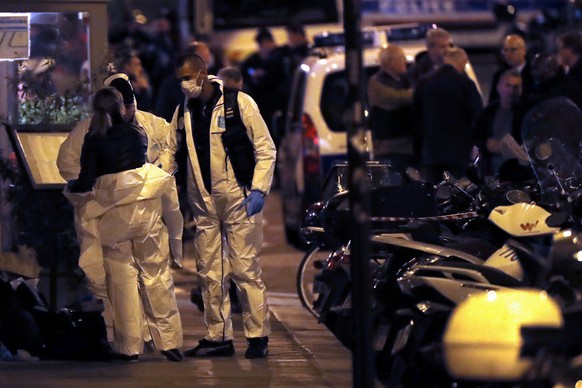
[{"x1": 241, "y1": 190, "x2": 265, "y2": 217}]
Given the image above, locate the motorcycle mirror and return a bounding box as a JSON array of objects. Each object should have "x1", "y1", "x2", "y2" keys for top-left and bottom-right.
[
  {"x1": 436, "y1": 184, "x2": 452, "y2": 200},
  {"x1": 405, "y1": 167, "x2": 422, "y2": 182},
  {"x1": 442, "y1": 171, "x2": 457, "y2": 185},
  {"x1": 506, "y1": 189, "x2": 531, "y2": 204},
  {"x1": 485, "y1": 176, "x2": 501, "y2": 191},
  {"x1": 535, "y1": 142, "x2": 552, "y2": 161},
  {"x1": 546, "y1": 211, "x2": 568, "y2": 228}
]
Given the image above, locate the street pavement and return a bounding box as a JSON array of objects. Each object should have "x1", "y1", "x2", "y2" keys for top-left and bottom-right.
[{"x1": 0, "y1": 192, "x2": 354, "y2": 387}]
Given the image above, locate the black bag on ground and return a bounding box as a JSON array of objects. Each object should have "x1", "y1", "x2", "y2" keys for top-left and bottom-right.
[
  {"x1": 0, "y1": 279, "x2": 45, "y2": 357},
  {"x1": 0, "y1": 277, "x2": 111, "y2": 361},
  {"x1": 32, "y1": 308, "x2": 112, "y2": 361}
]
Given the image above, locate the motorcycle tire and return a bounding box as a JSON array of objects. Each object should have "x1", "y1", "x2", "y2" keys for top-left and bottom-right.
[{"x1": 296, "y1": 244, "x2": 329, "y2": 319}]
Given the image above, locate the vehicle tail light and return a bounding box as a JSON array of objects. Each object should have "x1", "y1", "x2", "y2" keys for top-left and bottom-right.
[{"x1": 301, "y1": 113, "x2": 321, "y2": 180}]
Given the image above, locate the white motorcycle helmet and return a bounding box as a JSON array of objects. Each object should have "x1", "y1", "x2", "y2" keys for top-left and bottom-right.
[
  {"x1": 488, "y1": 203, "x2": 560, "y2": 237},
  {"x1": 443, "y1": 289, "x2": 563, "y2": 381}
]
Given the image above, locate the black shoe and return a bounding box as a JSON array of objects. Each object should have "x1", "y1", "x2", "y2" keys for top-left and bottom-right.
[
  {"x1": 245, "y1": 337, "x2": 268, "y2": 359},
  {"x1": 183, "y1": 339, "x2": 235, "y2": 357},
  {"x1": 161, "y1": 348, "x2": 184, "y2": 362},
  {"x1": 112, "y1": 353, "x2": 139, "y2": 362}
]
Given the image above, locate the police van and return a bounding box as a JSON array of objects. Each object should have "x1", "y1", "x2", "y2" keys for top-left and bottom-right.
[{"x1": 277, "y1": 24, "x2": 482, "y2": 245}]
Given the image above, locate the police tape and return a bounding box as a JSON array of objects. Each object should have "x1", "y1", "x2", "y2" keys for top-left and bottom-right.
[{"x1": 369, "y1": 211, "x2": 480, "y2": 222}]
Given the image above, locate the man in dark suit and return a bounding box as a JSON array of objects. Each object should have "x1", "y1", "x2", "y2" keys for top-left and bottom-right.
[
  {"x1": 527, "y1": 53, "x2": 582, "y2": 109},
  {"x1": 240, "y1": 27, "x2": 286, "y2": 145},
  {"x1": 409, "y1": 27, "x2": 453, "y2": 82},
  {"x1": 413, "y1": 47, "x2": 483, "y2": 183},
  {"x1": 557, "y1": 30, "x2": 582, "y2": 91},
  {"x1": 489, "y1": 34, "x2": 534, "y2": 103},
  {"x1": 474, "y1": 70, "x2": 528, "y2": 176}
]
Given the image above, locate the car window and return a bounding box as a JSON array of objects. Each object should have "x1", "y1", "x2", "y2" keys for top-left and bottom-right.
[{"x1": 320, "y1": 66, "x2": 379, "y2": 132}]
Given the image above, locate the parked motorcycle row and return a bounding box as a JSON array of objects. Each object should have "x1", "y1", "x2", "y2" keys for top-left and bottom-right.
[{"x1": 296, "y1": 97, "x2": 582, "y2": 387}]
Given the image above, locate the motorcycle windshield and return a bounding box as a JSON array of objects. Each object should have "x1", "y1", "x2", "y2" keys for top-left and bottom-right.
[{"x1": 521, "y1": 97, "x2": 582, "y2": 197}]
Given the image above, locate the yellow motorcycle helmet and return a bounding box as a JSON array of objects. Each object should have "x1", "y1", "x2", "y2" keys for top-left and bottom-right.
[{"x1": 443, "y1": 289, "x2": 563, "y2": 381}]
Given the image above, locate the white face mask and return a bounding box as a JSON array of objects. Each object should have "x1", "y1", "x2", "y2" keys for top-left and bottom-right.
[{"x1": 181, "y1": 70, "x2": 204, "y2": 99}]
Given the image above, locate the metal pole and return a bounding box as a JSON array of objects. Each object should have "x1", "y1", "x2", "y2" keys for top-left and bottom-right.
[{"x1": 343, "y1": 0, "x2": 374, "y2": 386}]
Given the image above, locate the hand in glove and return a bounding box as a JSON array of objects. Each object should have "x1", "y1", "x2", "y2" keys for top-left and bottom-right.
[{"x1": 240, "y1": 190, "x2": 265, "y2": 217}]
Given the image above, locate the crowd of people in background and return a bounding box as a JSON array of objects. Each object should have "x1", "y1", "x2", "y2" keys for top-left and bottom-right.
[
  {"x1": 8, "y1": 4, "x2": 581, "y2": 363},
  {"x1": 105, "y1": 8, "x2": 311, "y2": 150},
  {"x1": 102, "y1": 5, "x2": 582, "y2": 185},
  {"x1": 368, "y1": 27, "x2": 582, "y2": 182}
]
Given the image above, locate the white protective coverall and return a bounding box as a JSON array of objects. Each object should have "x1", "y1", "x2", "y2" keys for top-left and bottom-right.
[
  {"x1": 57, "y1": 111, "x2": 176, "y2": 296},
  {"x1": 171, "y1": 78, "x2": 276, "y2": 341},
  {"x1": 64, "y1": 163, "x2": 183, "y2": 355}
]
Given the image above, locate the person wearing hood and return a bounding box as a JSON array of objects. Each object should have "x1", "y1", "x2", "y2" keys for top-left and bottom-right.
[
  {"x1": 65, "y1": 87, "x2": 183, "y2": 362},
  {"x1": 57, "y1": 74, "x2": 179, "y2": 360},
  {"x1": 172, "y1": 53, "x2": 276, "y2": 359},
  {"x1": 57, "y1": 73, "x2": 176, "y2": 297},
  {"x1": 58, "y1": 73, "x2": 176, "y2": 182}
]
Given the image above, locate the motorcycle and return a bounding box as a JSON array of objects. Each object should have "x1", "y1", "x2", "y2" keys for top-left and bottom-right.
[{"x1": 375, "y1": 97, "x2": 582, "y2": 386}]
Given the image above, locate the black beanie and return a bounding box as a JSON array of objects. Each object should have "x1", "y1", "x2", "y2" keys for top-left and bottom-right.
[{"x1": 108, "y1": 77, "x2": 135, "y2": 105}]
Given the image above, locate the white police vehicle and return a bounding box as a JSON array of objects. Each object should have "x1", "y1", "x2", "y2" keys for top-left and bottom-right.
[{"x1": 277, "y1": 24, "x2": 482, "y2": 245}]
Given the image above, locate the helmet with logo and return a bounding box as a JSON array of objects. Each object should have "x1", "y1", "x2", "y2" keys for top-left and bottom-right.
[
  {"x1": 488, "y1": 203, "x2": 560, "y2": 237},
  {"x1": 443, "y1": 289, "x2": 563, "y2": 381}
]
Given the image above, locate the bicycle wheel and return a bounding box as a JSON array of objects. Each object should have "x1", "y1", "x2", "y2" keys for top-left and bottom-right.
[{"x1": 296, "y1": 244, "x2": 330, "y2": 319}]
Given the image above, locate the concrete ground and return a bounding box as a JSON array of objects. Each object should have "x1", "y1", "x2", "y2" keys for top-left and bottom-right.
[
  {"x1": 0, "y1": 267, "x2": 353, "y2": 387},
  {"x1": 0, "y1": 192, "x2": 354, "y2": 387}
]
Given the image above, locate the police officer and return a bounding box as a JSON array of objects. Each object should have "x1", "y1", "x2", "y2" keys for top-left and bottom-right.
[{"x1": 172, "y1": 54, "x2": 276, "y2": 359}]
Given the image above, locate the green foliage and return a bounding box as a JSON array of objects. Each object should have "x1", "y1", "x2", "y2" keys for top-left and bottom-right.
[
  {"x1": 18, "y1": 95, "x2": 88, "y2": 125},
  {"x1": 15, "y1": 62, "x2": 91, "y2": 125}
]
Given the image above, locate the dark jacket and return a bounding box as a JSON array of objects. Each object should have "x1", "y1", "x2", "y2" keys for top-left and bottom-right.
[
  {"x1": 409, "y1": 51, "x2": 436, "y2": 82},
  {"x1": 413, "y1": 64, "x2": 483, "y2": 167},
  {"x1": 567, "y1": 57, "x2": 582, "y2": 94},
  {"x1": 526, "y1": 70, "x2": 582, "y2": 110},
  {"x1": 69, "y1": 122, "x2": 147, "y2": 192},
  {"x1": 240, "y1": 48, "x2": 287, "y2": 130},
  {"x1": 473, "y1": 101, "x2": 527, "y2": 174},
  {"x1": 367, "y1": 70, "x2": 413, "y2": 140}
]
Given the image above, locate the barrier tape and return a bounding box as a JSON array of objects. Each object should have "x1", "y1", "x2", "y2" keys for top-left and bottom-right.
[{"x1": 369, "y1": 211, "x2": 480, "y2": 222}]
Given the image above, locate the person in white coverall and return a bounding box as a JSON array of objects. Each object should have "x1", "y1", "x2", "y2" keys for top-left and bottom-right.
[
  {"x1": 173, "y1": 53, "x2": 276, "y2": 359},
  {"x1": 64, "y1": 87, "x2": 183, "y2": 362},
  {"x1": 57, "y1": 73, "x2": 177, "y2": 297}
]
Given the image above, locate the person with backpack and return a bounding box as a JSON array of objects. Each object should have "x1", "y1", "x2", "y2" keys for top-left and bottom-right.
[{"x1": 172, "y1": 53, "x2": 276, "y2": 359}]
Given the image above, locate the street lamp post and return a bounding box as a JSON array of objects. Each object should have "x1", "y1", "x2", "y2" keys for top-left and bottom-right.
[{"x1": 343, "y1": 0, "x2": 374, "y2": 386}]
